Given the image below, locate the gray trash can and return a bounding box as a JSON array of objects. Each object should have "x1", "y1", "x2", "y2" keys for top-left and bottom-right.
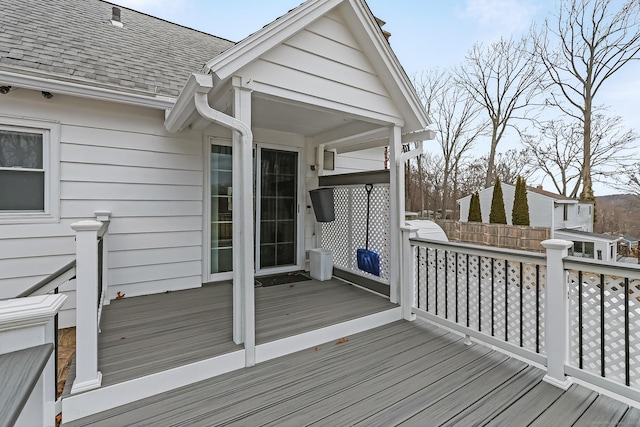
[
  {"x1": 309, "y1": 187, "x2": 335, "y2": 222},
  {"x1": 309, "y1": 248, "x2": 333, "y2": 281}
]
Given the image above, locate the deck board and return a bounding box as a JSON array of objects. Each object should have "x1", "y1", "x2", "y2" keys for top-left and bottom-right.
[
  {"x1": 94, "y1": 278, "x2": 395, "y2": 387},
  {"x1": 484, "y1": 379, "x2": 564, "y2": 426},
  {"x1": 439, "y1": 365, "x2": 545, "y2": 426},
  {"x1": 64, "y1": 319, "x2": 633, "y2": 427},
  {"x1": 528, "y1": 384, "x2": 598, "y2": 427},
  {"x1": 572, "y1": 394, "x2": 629, "y2": 426},
  {"x1": 619, "y1": 406, "x2": 640, "y2": 425}
]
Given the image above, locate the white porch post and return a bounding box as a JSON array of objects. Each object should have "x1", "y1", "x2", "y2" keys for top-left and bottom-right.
[
  {"x1": 389, "y1": 125, "x2": 403, "y2": 304},
  {"x1": 232, "y1": 76, "x2": 256, "y2": 366},
  {"x1": 70, "y1": 220, "x2": 103, "y2": 394},
  {"x1": 541, "y1": 238, "x2": 573, "y2": 389}
]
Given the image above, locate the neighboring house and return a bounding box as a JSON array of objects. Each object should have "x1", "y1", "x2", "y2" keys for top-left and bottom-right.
[
  {"x1": 617, "y1": 234, "x2": 639, "y2": 256},
  {"x1": 554, "y1": 228, "x2": 621, "y2": 262},
  {"x1": 457, "y1": 184, "x2": 620, "y2": 261},
  {"x1": 458, "y1": 184, "x2": 594, "y2": 231},
  {"x1": 0, "y1": 0, "x2": 430, "y2": 327}
]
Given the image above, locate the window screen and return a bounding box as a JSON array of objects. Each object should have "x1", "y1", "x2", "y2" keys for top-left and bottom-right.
[{"x1": 0, "y1": 130, "x2": 45, "y2": 211}]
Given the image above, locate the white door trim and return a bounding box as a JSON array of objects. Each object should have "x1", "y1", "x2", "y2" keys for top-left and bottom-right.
[
  {"x1": 204, "y1": 137, "x2": 234, "y2": 284},
  {"x1": 254, "y1": 142, "x2": 304, "y2": 275}
]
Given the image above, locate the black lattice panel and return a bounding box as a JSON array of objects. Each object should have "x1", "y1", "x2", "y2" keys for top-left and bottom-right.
[
  {"x1": 320, "y1": 184, "x2": 390, "y2": 284},
  {"x1": 479, "y1": 257, "x2": 494, "y2": 334},
  {"x1": 504, "y1": 260, "x2": 521, "y2": 345},
  {"x1": 568, "y1": 269, "x2": 640, "y2": 388},
  {"x1": 423, "y1": 247, "x2": 438, "y2": 313},
  {"x1": 416, "y1": 246, "x2": 427, "y2": 310},
  {"x1": 466, "y1": 255, "x2": 482, "y2": 332},
  {"x1": 413, "y1": 248, "x2": 546, "y2": 355},
  {"x1": 492, "y1": 259, "x2": 507, "y2": 340},
  {"x1": 521, "y1": 263, "x2": 545, "y2": 354}
]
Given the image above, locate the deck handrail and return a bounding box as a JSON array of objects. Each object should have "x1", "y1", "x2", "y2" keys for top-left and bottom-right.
[
  {"x1": 0, "y1": 344, "x2": 53, "y2": 427},
  {"x1": 15, "y1": 259, "x2": 76, "y2": 298},
  {"x1": 15, "y1": 259, "x2": 76, "y2": 413},
  {"x1": 404, "y1": 232, "x2": 640, "y2": 405}
]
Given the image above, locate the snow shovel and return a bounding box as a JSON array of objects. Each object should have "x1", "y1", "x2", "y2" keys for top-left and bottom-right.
[{"x1": 357, "y1": 184, "x2": 380, "y2": 276}]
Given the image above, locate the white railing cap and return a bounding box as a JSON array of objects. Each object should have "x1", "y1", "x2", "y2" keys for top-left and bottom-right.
[
  {"x1": 541, "y1": 239, "x2": 573, "y2": 250},
  {"x1": 0, "y1": 294, "x2": 67, "y2": 332},
  {"x1": 70, "y1": 220, "x2": 103, "y2": 231},
  {"x1": 94, "y1": 211, "x2": 112, "y2": 222}
]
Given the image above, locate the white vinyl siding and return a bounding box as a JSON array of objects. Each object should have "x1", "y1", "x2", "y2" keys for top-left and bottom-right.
[
  {"x1": 0, "y1": 91, "x2": 204, "y2": 326},
  {"x1": 240, "y1": 13, "x2": 402, "y2": 123}
]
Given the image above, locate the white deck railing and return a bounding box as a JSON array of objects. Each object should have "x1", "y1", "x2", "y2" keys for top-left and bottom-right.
[
  {"x1": 402, "y1": 228, "x2": 640, "y2": 403},
  {"x1": 70, "y1": 211, "x2": 110, "y2": 394}
]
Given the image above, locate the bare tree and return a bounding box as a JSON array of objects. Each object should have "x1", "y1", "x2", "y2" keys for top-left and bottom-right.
[
  {"x1": 414, "y1": 69, "x2": 486, "y2": 215},
  {"x1": 616, "y1": 164, "x2": 640, "y2": 196},
  {"x1": 523, "y1": 114, "x2": 637, "y2": 196},
  {"x1": 537, "y1": 0, "x2": 640, "y2": 201},
  {"x1": 408, "y1": 152, "x2": 444, "y2": 216},
  {"x1": 456, "y1": 35, "x2": 544, "y2": 187},
  {"x1": 456, "y1": 148, "x2": 535, "y2": 197}
]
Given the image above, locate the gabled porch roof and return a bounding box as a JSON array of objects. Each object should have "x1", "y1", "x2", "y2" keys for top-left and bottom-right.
[{"x1": 165, "y1": 0, "x2": 429, "y2": 140}]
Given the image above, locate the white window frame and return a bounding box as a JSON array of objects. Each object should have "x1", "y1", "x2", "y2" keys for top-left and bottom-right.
[{"x1": 0, "y1": 116, "x2": 60, "y2": 223}]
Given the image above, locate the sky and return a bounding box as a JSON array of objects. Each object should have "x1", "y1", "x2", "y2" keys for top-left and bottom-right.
[{"x1": 110, "y1": 0, "x2": 639, "y2": 195}]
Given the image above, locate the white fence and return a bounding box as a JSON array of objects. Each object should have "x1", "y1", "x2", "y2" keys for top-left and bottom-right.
[{"x1": 321, "y1": 184, "x2": 390, "y2": 284}]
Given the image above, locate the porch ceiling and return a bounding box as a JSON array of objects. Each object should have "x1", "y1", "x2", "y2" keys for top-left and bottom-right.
[{"x1": 250, "y1": 94, "x2": 377, "y2": 137}]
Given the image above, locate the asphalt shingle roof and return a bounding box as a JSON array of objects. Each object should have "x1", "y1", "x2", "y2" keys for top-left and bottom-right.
[{"x1": 0, "y1": 0, "x2": 236, "y2": 97}]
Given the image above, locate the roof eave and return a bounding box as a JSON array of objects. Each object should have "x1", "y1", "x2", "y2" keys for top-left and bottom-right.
[{"x1": 0, "y1": 70, "x2": 175, "y2": 110}]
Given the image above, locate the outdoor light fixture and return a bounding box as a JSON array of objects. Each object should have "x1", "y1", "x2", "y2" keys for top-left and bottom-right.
[
  {"x1": 41, "y1": 91, "x2": 53, "y2": 99},
  {"x1": 0, "y1": 86, "x2": 11, "y2": 94}
]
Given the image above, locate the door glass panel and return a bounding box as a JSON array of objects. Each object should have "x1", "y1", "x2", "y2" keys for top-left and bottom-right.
[
  {"x1": 211, "y1": 145, "x2": 233, "y2": 274},
  {"x1": 260, "y1": 148, "x2": 297, "y2": 268}
]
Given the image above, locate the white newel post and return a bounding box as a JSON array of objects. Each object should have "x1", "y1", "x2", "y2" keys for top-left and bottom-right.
[
  {"x1": 541, "y1": 238, "x2": 573, "y2": 389},
  {"x1": 70, "y1": 220, "x2": 103, "y2": 394},
  {"x1": 400, "y1": 226, "x2": 419, "y2": 321},
  {"x1": 0, "y1": 294, "x2": 66, "y2": 427}
]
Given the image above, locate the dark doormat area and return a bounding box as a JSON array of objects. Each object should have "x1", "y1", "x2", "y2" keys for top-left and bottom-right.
[{"x1": 255, "y1": 272, "x2": 312, "y2": 287}]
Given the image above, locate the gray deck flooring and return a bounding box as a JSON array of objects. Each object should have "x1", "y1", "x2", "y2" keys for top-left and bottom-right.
[
  {"x1": 65, "y1": 319, "x2": 635, "y2": 427},
  {"x1": 95, "y1": 278, "x2": 395, "y2": 387}
]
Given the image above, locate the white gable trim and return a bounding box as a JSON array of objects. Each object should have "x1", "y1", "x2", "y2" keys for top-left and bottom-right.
[
  {"x1": 204, "y1": 0, "x2": 428, "y2": 131},
  {"x1": 205, "y1": 0, "x2": 343, "y2": 80}
]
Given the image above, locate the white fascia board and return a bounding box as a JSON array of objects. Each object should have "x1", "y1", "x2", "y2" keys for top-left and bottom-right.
[
  {"x1": 344, "y1": 0, "x2": 429, "y2": 130},
  {"x1": 333, "y1": 128, "x2": 436, "y2": 154},
  {"x1": 164, "y1": 73, "x2": 213, "y2": 133},
  {"x1": 0, "y1": 70, "x2": 175, "y2": 110},
  {"x1": 205, "y1": 0, "x2": 343, "y2": 81}
]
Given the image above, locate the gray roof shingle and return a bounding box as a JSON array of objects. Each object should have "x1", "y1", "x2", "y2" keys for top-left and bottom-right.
[{"x1": 0, "y1": 0, "x2": 236, "y2": 97}]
